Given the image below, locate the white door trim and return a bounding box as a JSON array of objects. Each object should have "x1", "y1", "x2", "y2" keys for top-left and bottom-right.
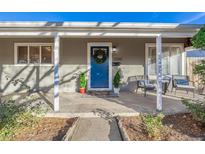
[{"x1": 87, "y1": 42, "x2": 112, "y2": 91}]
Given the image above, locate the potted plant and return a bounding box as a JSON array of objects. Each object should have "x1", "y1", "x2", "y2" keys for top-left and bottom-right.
[
  {"x1": 113, "y1": 70, "x2": 121, "y2": 95},
  {"x1": 79, "y1": 72, "x2": 86, "y2": 94}
]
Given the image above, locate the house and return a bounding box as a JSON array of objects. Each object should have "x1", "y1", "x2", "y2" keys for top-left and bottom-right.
[{"x1": 0, "y1": 22, "x2": 202, "y2": 111}]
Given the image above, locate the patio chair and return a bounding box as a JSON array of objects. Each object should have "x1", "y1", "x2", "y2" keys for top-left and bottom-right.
[
  {"x1": 127, "y1": 76, "x2": 139, "y2": 92},
  {"x1": 172, "y1": 75, "x2": 196, "y2": 97},
  {"x1": 136, "y1": 75, "x2": 155, "y2": 97}
]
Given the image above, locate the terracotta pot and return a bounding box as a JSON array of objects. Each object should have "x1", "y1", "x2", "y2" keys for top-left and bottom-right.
[{"x1": 79, "y1": 88, "x2": 86, "y2": 94}]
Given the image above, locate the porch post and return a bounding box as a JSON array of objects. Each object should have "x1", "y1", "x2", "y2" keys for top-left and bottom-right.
[
  {"x1": 156, "y1": 34, "x2": 163, "y2": 111},
  {"x1": 53, "y1": 34, "x2": 60, "y2": 112}
]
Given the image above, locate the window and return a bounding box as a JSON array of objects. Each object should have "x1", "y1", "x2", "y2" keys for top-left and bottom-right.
[
  {"x1": 41, "y1": 46, "x2": 52, "y2": 64},
  {"x1": 146, "y1": 44, "x2": 184, "y2": 76},
  {"x1": 148, "y1": 47, "x2": 156, "y2": 75},
  {"x1": 17, "y1": 46, "x2": 28, "y2": 64},
  {"x1": 30, "y1": 46, "x2": 40, "y2": 64},
  {"x1": 15, "y1": 43, "x2": 53, "y2": 64},
  {"x1": 170, "y1": 47, "x2": 182, "y2": 75}
]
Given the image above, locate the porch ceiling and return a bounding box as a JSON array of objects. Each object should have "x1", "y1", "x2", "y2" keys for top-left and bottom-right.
[
  {"x1": 0, "y1": 22, "x2": 201, "y2": 38},
  {"x1": 0, "y1": 31, "x2": 197, "y2": 38}
]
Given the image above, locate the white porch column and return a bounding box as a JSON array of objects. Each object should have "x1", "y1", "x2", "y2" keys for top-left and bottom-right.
[
  {"x1": 53, "y1": 34, "x2": 60, "y2": 112},
  {"x1": 156, "y1": 34, "x2": 163, "y2": 111}
]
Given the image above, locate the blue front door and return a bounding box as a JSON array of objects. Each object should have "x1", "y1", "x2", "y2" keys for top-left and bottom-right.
[{"x1": 90, "y1": 46, "x2": 109, "y2": 89}]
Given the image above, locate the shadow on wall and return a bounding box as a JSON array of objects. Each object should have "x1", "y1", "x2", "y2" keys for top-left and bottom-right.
[
  {"x1": 113, "y1": 65, "x2": 145, "y2": 91},
  {"x1": 0, "y1": 64, "x2": 144, "y2": 96},
  {"x1": 0, "y1": 65, "x2": 89, "y2": 97}
]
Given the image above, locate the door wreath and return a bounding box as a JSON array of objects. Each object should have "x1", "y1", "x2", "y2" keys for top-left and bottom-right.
[{"x1": 93, "y1": 48, "x2": 108, "y2": 64}]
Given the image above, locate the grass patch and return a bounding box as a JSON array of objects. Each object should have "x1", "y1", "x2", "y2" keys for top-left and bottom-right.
[
  {"x1": 141, "y1": 113, "x2": 164, "y2": 140},
  {"x1": 182, "y1": 99, "x2": 205, "y2": 123},
  {"x1": 0, "y1": 98, "x2": 45, "y2": 141}
]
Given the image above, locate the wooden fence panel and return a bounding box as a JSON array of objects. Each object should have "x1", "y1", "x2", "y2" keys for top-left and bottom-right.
[{"x1": 186, "y1": 57, "x2": 205, "y2": 94}]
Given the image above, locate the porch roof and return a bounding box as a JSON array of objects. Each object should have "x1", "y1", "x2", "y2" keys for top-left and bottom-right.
[
  {"x1": 0, "y1": 22, "x2": 201, "y2": 38},
  {"x1": 0, "y1": 22, "x2": 202, "y2": 29}
]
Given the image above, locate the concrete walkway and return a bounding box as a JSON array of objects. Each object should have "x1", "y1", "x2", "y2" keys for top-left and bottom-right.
[
  {"x1": 70, "y1": 112, "x2": 122, "y2": 141},
  {"x1": 71, "y1": 118, "x2": 122, "y2": 141},
  {"x1": 44, "y1": 91, "x2": 189, "y2": 115}
]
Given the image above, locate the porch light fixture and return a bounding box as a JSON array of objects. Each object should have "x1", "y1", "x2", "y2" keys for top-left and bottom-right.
[{"x1": 112, "y1": 46, "x2": 118, "y2": 53}]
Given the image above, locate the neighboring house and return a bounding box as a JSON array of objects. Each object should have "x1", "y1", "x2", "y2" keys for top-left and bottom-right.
[{"x1": 0, "y1": 22, "x2": 202, "y2": 111}]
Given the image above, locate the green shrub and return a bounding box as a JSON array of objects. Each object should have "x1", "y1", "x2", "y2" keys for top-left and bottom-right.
[
  {"x1": 0, "y1": 99, "x2": 43, "y2": 140},
  {"x1": 80, "y1": 72, "x2": 86, "y2": 88},
  {"x1": 192, "y1": 25, "x2": 205, "y2": 49},
  {"x1": 113, "y1": 70, "x2": 121, "y2": 88},
  {"x1": 182, "y1": 99, "x2": 205, "y2": 123},
  {"x1": 141, "y1": 113, "x2": 164, "y2": 140}
]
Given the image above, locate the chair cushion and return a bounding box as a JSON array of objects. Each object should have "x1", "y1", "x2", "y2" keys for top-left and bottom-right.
[
  {"x1": 138, "y1": 80, "x2": 155, "y2": 90},
  {"x1": 176, "y1": 85, "x2": 195, "y2": 89},
  {"x1": 145, "y1": 84, "x2": 155, "y2": 90},
  {"x1": 175, "y1": 79, "x2": 189, "y2": 86}
]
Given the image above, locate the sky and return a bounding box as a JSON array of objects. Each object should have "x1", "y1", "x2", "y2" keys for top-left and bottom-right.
[{"x1": 0, "y1": 12, "x2": 205, "y2": 24}]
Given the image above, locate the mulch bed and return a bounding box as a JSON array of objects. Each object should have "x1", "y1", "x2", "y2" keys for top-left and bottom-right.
[
  {"x1": 119, "y1": 113, "x2": 205, "y2": 141},
  {"x1": 11, "y1": 117, "x2": 77, "y2": 141}
]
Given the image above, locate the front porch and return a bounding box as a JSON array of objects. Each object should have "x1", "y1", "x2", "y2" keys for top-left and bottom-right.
[
  {"x1": 44, "y1": 91, "x2": 189, "y2": 116},
  {"x1": 0, "y1": 22, "x2": 201, "y2": 113}
]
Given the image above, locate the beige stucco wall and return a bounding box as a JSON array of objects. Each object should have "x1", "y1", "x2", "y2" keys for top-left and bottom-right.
[
  {"x1": 0, "y1": 38, "x2": 54, "y2": 94},
  {"x1": 0, "y1": 37, "x2": 186, "y2": 94},
  {"x1": 60, "y1": 38, "x2": 187, "y2": 91}
]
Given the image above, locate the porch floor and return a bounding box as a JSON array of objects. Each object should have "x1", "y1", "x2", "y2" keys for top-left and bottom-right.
[{"x1": 44, "y1": 91, "x2": 192, "y2": 116}]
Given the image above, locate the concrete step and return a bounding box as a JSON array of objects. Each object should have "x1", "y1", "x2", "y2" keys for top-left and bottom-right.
[{"x1": 87, "y1": 91, "x2": 118, "y2": 98}]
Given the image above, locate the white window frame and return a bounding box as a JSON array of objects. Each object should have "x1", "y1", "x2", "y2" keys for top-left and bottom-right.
[
  {"x1": 145, "y1": 43, "x2": 185, "y2": 77},
  {"x1": 14, "y1": 43, "x2": 54, "y2": 66}
]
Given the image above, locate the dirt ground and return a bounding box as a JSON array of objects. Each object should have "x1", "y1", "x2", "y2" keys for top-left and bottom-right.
[
  {"x1": 12, "y1": 117, "x2": 77, "y2": 141},
  {"x1": 119, "y1": 113, "x2": 205, "y2": 141}
]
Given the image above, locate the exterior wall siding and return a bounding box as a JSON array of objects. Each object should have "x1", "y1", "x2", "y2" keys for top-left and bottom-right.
[{"x1": 0, "y1": 38, "x2": 186, "y2": 95}]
